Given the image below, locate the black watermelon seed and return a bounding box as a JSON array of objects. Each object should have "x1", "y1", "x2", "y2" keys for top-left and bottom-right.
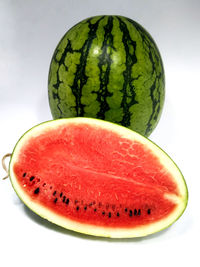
[
  {"x1": 66, "y1": 198, "x2": 69, "y2": 205},
  {"x1": 63, "y1": 196, "x2": 66, "y2": 202},
  {"x1": 23, "y1": 172, "x2": 27, "y2": 177},
  {"x1": 125, "y1": 208, "x2": 128, "y2": 212},
  {"x1": 134, "y1": 209, "x2": 137, "y2": 216},
  {"x1": 102, "y1": 211, "x2": 105, "y2": 215},
  {"x1": 54, "y1": 198, "x2": 58, "y2": 203},
  {"x1": 76, "y1": 206, "x2": 79, "y2": 211},
  {"x1": 84, "y1": 206, "x2": 87, "y2": 210},
  {"x1": 29, "y1": 176, "x2": 35, "y2": 181},
  {"x1": 34, "y1": 187, "x2": 40, "y2": 194},
  {"x1": 108, "y1": 212, "x2": 112, "y2": 218},
  {"x1": 117, "y1": 212, "x2": 120, "y2": 217},
  {"x1": 94, "y1": 208, "x2": 97, "y2": 212},
  {"x1": 53, "y1": 191, "x2": 56, "y2": 196},
  {"x1": 147, "y1": 209, "x2": 151, "y2": 215},
  {"x1": 60, "y1": 192, "x2": 63, "y2": 197},
  {"x1": 129, "y1": 210, "x2": 133, "y2": 217},
  {"x1": 138, "y1": 209, "x2": 141, "y2": 216}
]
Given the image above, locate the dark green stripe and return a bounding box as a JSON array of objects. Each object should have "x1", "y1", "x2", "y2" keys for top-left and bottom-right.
[
  {"x1": 52, "y1": 40, "x2": 74, "y2": 116},
  {"x1": 145, "y1": 48, "x2": 162, "y2": 136},
  {"x1": 52, "y1": 40, "x2": 72, "y2": 91},
  {"x1": 117, "y1": 17, "x2": 138, "y2": 127},
  {"x1": 127, "y1": 17, "x2": 165, "y2": 135},
  {"x1": 71, "y1": 17, "x2": 104, "y2": 116},
  {"x1": 96, "y1": 16, "x2": 114, "y2": 119}
]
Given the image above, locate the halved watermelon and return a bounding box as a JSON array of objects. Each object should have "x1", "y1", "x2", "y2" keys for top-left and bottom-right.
[{"x1": 9, "y1": 118, "x2": 188, "y2": 238}]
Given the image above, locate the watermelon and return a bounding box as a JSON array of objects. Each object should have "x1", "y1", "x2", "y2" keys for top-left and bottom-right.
[
  {"x1": 48, "y1": 15, "x2": 165, "y2": 137},
  {"x1": 9, "y1": 118, "x2": 187, "y2": 238}
]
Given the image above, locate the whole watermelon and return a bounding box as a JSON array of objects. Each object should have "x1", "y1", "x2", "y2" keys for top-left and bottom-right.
[{"x1": 48, "y1": 15, "x2": 165, "y2": 136}]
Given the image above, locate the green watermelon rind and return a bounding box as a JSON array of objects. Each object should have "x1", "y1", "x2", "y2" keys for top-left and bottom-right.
[
  {"x1": 8, "y1": 118, "x2": 188, "y2": 238},
  {"x1": 48, "y1": 15, "x2": 165, "y2": 137}
]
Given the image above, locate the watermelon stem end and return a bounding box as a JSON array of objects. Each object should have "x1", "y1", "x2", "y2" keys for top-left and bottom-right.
[{"x1": 2, "y1": 153, "x2": 12, "y2": 180}]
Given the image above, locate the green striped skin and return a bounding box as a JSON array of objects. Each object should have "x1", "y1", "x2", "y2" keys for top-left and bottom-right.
[{"x1": 48, "y1": 15, "x2": 165, "y2": 136}]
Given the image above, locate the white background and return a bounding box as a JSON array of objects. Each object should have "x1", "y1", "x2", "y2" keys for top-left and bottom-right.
[{"x1": 0, "y1": 1, "x2": 199, "y2": 266}]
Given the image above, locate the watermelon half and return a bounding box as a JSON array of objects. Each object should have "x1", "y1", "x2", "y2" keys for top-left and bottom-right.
[{"x1": 9, "y1": 118, "x2": 188, "y2": 238}]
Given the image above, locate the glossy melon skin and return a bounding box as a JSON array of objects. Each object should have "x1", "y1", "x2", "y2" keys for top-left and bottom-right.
[
  {"x1": 9, "y1": 118, "x2": 187, "y2": 238},
  {"x1": 48, "y1": 15, "x2": 165, "y2": 137}
]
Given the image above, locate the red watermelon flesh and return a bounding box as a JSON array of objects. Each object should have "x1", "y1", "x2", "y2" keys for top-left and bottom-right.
[{"x1": 9, "y1": 118, "x2": 188, "y2": 238}]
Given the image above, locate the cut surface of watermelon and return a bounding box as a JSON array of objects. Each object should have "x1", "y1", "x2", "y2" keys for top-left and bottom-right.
[{"x1": 9, "y1": 118, "x2": 188, "y2": 238}]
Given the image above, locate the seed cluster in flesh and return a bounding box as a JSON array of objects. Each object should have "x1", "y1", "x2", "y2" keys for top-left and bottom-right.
[{"x1": 20, "y1": 171, "x2": 154, "y2": 225}]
